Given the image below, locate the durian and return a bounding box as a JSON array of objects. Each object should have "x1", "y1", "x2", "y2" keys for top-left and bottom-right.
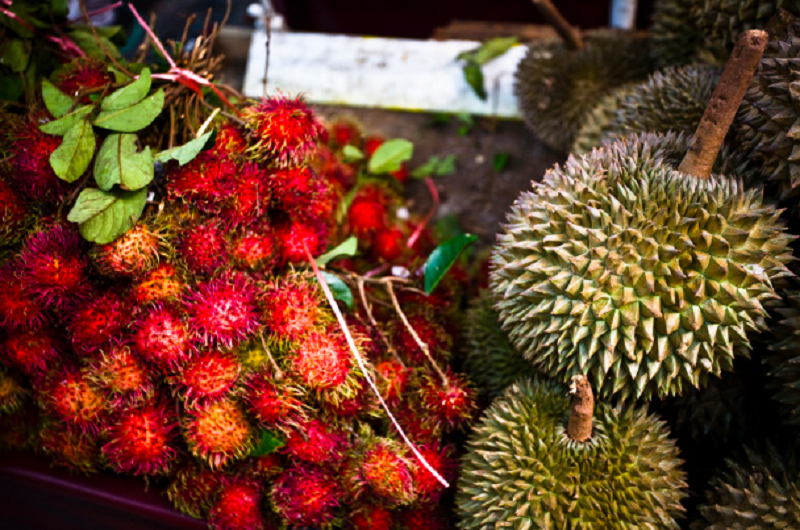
[
  {"x1": 765, "y1": 286, "x2": 800, "y2": 426},
  {"x1": 651, "y1": 0, "x2": 709, "y2": 68},
  {"x1": 515, "y1": 31, "x2": 652, "y2": 153},
  {"x1": 490, "y1": 132, "x2": 795, "y2": 402},
  {"x1": 462, "y1": 290, "x2": 538, "y2": 398},
  {"x1": 737, "y1": 14, "x2": 800, "y2": 200},
  {"x1": 693, "y1": 444, "x2": 800, "y2": 529},
  {"x1": 456, "y1": 377, "x2": 687, "y2": 530}
]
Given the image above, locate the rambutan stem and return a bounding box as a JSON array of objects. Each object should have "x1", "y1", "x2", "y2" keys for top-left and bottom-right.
[
  {"x1": 357, "y1": 277, "x2": 406, "y2": 368},
  {"x1": 384, "y1": 280, "x2": 448, "y2": 387},
  {"x1": 407, "y1": 178, "x2": 439, "y2": 249},
  {"x1": 66, "y1": 1, "x2": 122, "y2": 24},
  {"x1": 304, "y1": 244, "x2": 450, "y2": 489},
  {"x1": 678, "y1": 29, "x2": 767, "y2": 178},
  {"x1": 566, "y1": 375, "x2": 593, "y2": 442},
  {"x1": 531, "y1": 0, "x2": 584, "y2": 51},
  {"x1": 259, "y1": 330, "x2": 284, "y2": 381}
]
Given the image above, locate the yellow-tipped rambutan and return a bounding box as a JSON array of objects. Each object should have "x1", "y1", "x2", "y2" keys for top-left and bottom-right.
[
  {"x1": 0, "y1": 368, "x2": 27, "y2": 413},
  {"x1": 40, "y1": 423, "x2": 103, "y2": 475},
  {"x1": 243, "y1": 370, "x2": 305, "y2": 429},
  {"x1": 230, "y1": 228, "x2": 278, "y2": 272},
  {"x1": 37, "y1": 365, "x2": 109, "y2": 432},
  {"x1": 208, "y1": 478, "x2": 266, "y2": 530},
  {"x1": 167, "y1": 461, "x2": 224, "y2": 519},
  {"x1": 289, "y1": 329, "x2": 353, "y2": 390},
  {"x1": 87, "y1": 344, "x2": 153, "y2": 404},
  {"x1": 177, "y1": 220, "x2": 230, "y2": 275},
  {"x1": 90, "y1": 221, "x2": 166, "y2": 278},
  {"x1": 133, "y1": 303, "x2": 192, "y2": 370},
  {"x1": 132, "y1": 263, "x2": 185, "y2": 305},
  {"x1": 185, "y1": 274, "x2": 260, "y2": 349},
  {"x1": 170, "y1": 350, "x2": 242, "y2": 406},
  {"x1": 271, "y1": 465, "x2": 343, "y2": 528},
  {"x1": 259, "y1": 273, "x2": 327, "y2": 341},
  {"x1": 66, "y1": 290, "x2": 130, "y2": 354},
  {"x1": 359, "y1": 439, "x2": 418, "y2": 505},
  {"x1": 283, "y1": 418, "x2": 349, "y2": 465},
  {"x1": 417, "y1": 371, "x2": 476, "y2": 432},
  {"x1": 2, "y1": 328, "x2": 63, "y2": 375},
  {"x1": 184, "y1": 398, "x2": 254, "y2": 469},
  {"x1": 0, "y1": 264, "x2": 48, "y2": 331}
]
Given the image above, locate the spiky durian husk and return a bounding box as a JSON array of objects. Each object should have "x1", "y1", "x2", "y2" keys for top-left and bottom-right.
[
  {"x1": 766, "y1": 287, "x2": 800, "y2": 426},
  {"x1": 692, "y1": 444, "x2": 800, "y2": 529},
  {"x1": 456, "y1": 377, "x2": 687, "y2": 530},
  {"x1": 514, "y1": 31, "x2": 652, "y2": 153},
  {"x1": 651, "y1": 0, "x2": 709, "y2": 68},
  {"x1": 461, "y1": 290, "x2": 538, "y2": 398},
  {"x1": 490, "y1": 132, "x2": 795, "y2": 402},
  {"x1": 573, "y1": 64, "x2": 721, "y2": 155},
  {"x1": 736, "y1": 15, "x2": 800, "y2": 201}
]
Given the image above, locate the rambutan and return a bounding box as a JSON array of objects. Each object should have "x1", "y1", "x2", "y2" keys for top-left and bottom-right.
[
  {"x1": 246, "y1": 453, "x2": 284, "y2": 479},
  {"x1": 0, "y1": 177, "x2": 32, "y2": 246},
  {"x1": 166, "y1": 151, "x2": 237, "y2": 212},
  {"x1": 0, "y1": 368, "x2": 26, "y2": 413},
  {"x1": 267, "y1": 166, "x2": 336, "y2": 222},
  {"x1": 40, "y1": 423, "x2": 103, "y2": 475},
  {"x1": 330, "y1": 118, "x2": 361, "y2": 147},
  {"x1": 54, "y1": 57, "x2": 113, "y2": 100},
  {"x1": 91, "y1": 222, "x2": 164, "y2": 278},
  {"x1": 2, "y1": 328, "x2": 63, "y2": 375},
  {"x1": 373, "y1": 228, "x2": 405, "y2": 262},
  {"x1": 185, "y1": 274, "x2": 259, "y2": 349},
  {"x1": 360, "y1": 440, "x2": 417, "y2": 505},
  {"x1": 347, "y1": 185, "x2": 394, "y2": 239},
  {"x1": 219, "y1": 162, "x2": 269, "y2": 227},
  {"x1": 167, "y1": 462, "x2": 224, "y2": 519},
  {"x1": 87, "y1": 344, "x2": 153, "y2": 403},
  {"x1": 399, "y1": 505, "x2": 449, "y2": 530},
  {"x1": 283, "y1": 418, "x2": 348, "y2": 465},
  {"x1": 19, "y1": 224, "x2": 89, "y2": 309},
  {"x1": 322, "y1": 386, "x2": 375, "y2": 419},
  {"x1": 289, "y1": 330, "x2": 352, "y2": 390},
  {"x1": 395, "y1": 406, "x2": 441, "y2": 444},
  {"x1": 0, "y1": 265, "x2": 47, "y2": 331},
  {"x1": 411, "y1": 443, "x2": 455, "y2": 503},
  {"x1": 313, "y1": 144, "x2": 357, "y2": 189},
  {"x1": 271, "y1": 465, "x2": 343, "y2": 528},
  {"x1": 10, "y1": 118, "x2": 71, "y2": 203},
  {"x1": 177, "y1": 220, "x2": 230, "y2": 275},
  {"x1": 417, "y1": 371, "x2": 476, "y2": 432},
  {"x1": 38, "y1": 365, "x2": 108, "y2": 432},
  {"x1": 391, "y1": 314, "x2": 452, "y2": 365},
  {"x1": 66, "y1": 290, "x2": 130, "y2": 354},
  {"x1": 259, "y1": 275, "x2": 325, "y2": 341},
  {"x1": 375, "y1": 359, "x2": 410, "y2": 404},
  {"x1": 243, "y1": 370, "x2": 304, "y2": 428},
  {"x1": 132, "y1": 263, "x2": 185, "y2": 305},
  {"x1": 273, "y1": 218, "x2": 329, "y2": 264},
  {"x1": 103, "y1": 397, "x2": 179, "y2": 475},
  {"x1": 184, "y1": 398, "x2": 254, "y2": 469},
  {"x1": 133, "y1": 304, "x2": 192, "y2": 370},
  {"x1": 213, "y1": 122, "x2": 248, "y2": 157},
  {"x1": 170, "y1": 350, "x2": 241, "y2": 406},
  {"x1": 208, "y1": 479, "x2": 265, "y2": 530},
  {"x1": 0, "y1": 402, "x2": 39, "y2": 450},
  {"x1": 230, "y1": 229, "x2": 278, "y2": 271},
  {"x1": 351, "y1": 504, "x2": 393, "y2": 530},
  {"x1": 364, "y1": 137, "x2": 384, "y2": 157},
  {"x1": 242, "y1": 94, "x2": 327, "y2": 165}
]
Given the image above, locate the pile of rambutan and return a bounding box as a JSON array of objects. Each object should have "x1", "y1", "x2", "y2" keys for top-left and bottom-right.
[{"x1": 0, "y1": 54, "x2": 478, "y2": 528}]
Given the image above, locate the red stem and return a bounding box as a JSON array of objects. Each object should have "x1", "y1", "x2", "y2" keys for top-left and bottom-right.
[
  {"x1": 0, "y1": 6, "x2": 36, "y2": 33},
  {"x1": 64, "y1": 1, "x2": 123, "y2": 25},
  {"x1": 407, "y1": 177, "x2": 440, "y2": 249}
]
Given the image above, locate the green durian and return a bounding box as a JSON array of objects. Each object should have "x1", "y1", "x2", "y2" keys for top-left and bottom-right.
[
  {"x1": 651, "y1": 0, "x2": 709, "y2": 67},
  {"x1": 736, "y1": 14, "x2": 800, "y2": 201},
  {"x1": 490, "y1": 132, "x2": 795, "y2": 402},
  {"x1": 456, "y1": 377, "x2": 687, "y2": 530},
  {"x1": 514, "y1": 30, "x2": 652, "y2": 153},
  {"x1": 462, "y1": 290, "x2": 538, "y2": 398},
  {"x1": 693, "y1": 444, "x2": 800, "y2": 529}
]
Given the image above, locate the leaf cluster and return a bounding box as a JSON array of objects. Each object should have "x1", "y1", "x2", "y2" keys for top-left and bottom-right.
[{"x1": 457, "y1": 37, "x2": 518, "y2": 101}]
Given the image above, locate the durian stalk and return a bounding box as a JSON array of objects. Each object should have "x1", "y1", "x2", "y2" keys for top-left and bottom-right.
[
  {"x1": 531, "y1": 0, "x2": 584, "y2": 51},
  {"x1": 567, "y1": 375, "x2": 593, "y2": 442},
  {"x1": 678, "y1": 29, "x2": 767, "y2": 178}
]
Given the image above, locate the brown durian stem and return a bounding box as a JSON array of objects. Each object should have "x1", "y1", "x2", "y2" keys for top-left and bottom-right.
[
  {"x1": 677, "y1": 30, "x2": 768, "y2": 178},
  {"x1": 566, "y1": 375, "x2": 594, "y2": 442},
  {"x1": 531, "y1": 0, "x2": 584, "y2": 51}
]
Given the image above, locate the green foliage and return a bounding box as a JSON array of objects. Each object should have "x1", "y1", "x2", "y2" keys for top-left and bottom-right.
[
  {"x1": 41, "y1": 79, "x2": 74, "y2": 118},
  {"x1": 368, "y1": 138, "x2": 413, "y2": 174},
  {"x1": 101, "y1": 67, "x2": 151, "y2": 110},
  {"x1": 154, "y1": 130, "x2": 216, "y2": 166},
  {"x1": 67, "y1": 187, "x2": 148, "y2": 244},
  {"x1": 93, "y1": 89, "x2": 164, "y2": 132},
  {"x1": 317, "y1": 236, "x2": 358, "y2": 266},
  {"x1": 424, "y1": 233, "x2": 477, "y2": 294},
  {"x1": 1, "y1": 38, "x2": 31, "y2": 72},
  {"x1": 39, "y1": 105, "x2": 93, "y2": 135},
  {"x1": 342, "y1": 145, "x2": 364, "y2": 162},
  {"x1": 251, "y1": 430, "x2": 285, "y2": 457},
  {"x1": 492, "y1": 152, "x2": 510, "y2": 172},
  {"x1": 319, "y1": 271, "x2": 354, "y2": 309},
  {"x1": 49, "y1": 119, "x2": 96, "y2": 182},
  {"x1": 462, "y1": 62, "x2": 487, "y2": 101},
  {"x1": 458, "y1": 37, "x2": 517, "y2": 101},
  {"x1": 94, "y1": 134, "x2": 153, "y2": 191},
  {"x1": 411, "y1": 154, "x2": 456, "y2": 178}
]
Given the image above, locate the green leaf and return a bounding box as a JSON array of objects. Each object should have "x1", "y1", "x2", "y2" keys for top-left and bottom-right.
[
  {"x1": 49, "y1": 119, "x2": 96, "y2": 182},
  {"x1": 154, "y1": 129, "x2": 217, "y2": 166},
  {"x1": 493, "y1": 152, "x2": 510, "y2": 172},
  {"x1": 1, "y1": 38, "x2": 30, "y2": 73},
  {"x1": 41, "y1": 79, "x2": 74, "y2": 118},
  {"x1": 319, "y1": 271, "x2": 354, "y2": 309},
  {"x1": 94, "y1": 134, "x2": 154, "y2": 191},
  {"x1": 463, "y1": 62, "x2": 487, "y2": 101},
  {"x1": 436, "y1": 154, "x2": 457, "y2": 175},
  {"x1": 368, "y1": 138, "x2": 413, "y2": 174},
  {"x1": 51, "y1": 0, "x2": 69, "y2": 18},
  {"x1": 250, "y1": 430, "x2": 285, "y2": 457},
  {"x1": 411, "y1": 154, "x2": 457, "y2": 178},
  {"x1": 39, "y1": 105, "x2": 93, "y2": 136},
  {"x1": 0, "y1": 73, "x2": 24, "y2": 101},
  {"x1": 342, "y1": 144, "x2": 364, "y2": 163},
  {"x1": 424, "y1": 233, "x2": 478, "y2": 294},
  {"x1": 67, "y1": 27, "x2": 123, "y2": 62},
  {"x1": 318, "y1": 236, "x2": 358, "y2": 266},
  {"x1": 67, "y1": 187, "x2": 147, "y2": 244},
  {"x1": 93, "y1": 88, "x2": 164, "y2": 132},
  {"x1": 101, "y1": 67, "x2": 151, "y2": 111},
  {"x1": 107, "y1": 65, "x2": 132, "y2": 84},
  {"x1": 472, "y1": 37, "x2": 518, "y2": 65},
  {"x1": 336, "y1": 185, "x2": 360, "y2": 225}
]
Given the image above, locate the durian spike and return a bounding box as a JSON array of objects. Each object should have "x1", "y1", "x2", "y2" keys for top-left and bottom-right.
[
  {"x1": 567, "y1": 375, "x2": 593, "y2": 442},
  {"x1": 530, "y1": 0, "x2": 583, "y2": 51},
  {"x1": 678, "y1": 29, "x2": 767, "y2": 178}
]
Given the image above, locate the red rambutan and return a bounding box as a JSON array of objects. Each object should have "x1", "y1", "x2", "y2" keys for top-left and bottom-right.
[
  {"x1": 410, "y1": 443, "x2": 455, "y2": 503},
  {"x1": 260, "y1": 275, "x2": 325, "y2": 341},
  {"x1": 185, "y1": 274, "x2": 259, "y2": 349},
  {"x1": 19, "y1": 224, "x2": 89, "y2": 309},
  {"x1": 184, "y1": 398, "x2": 254, "y2": 469},
  {"x1": 103, "y1": 397, "x2": 179, "y2": 475},
  {"x1": 167, "y1": 462, "x2": 224, "y2": 519},
  {"x1": 38, "y1": 365, "x2": 108, "y2": 431},
  {"x1": 10, "y1": 119, "x2": 71, "y2": 203},
  {"x1": 364, "y1": 137, "x2": 384, "y2": 157},
  {"x1": 166, "y1": 151, "x2": 237, "y2": 212},
  {"x1": 361, "y1": 441, "x2": 417, "y2": 504},
  {"x1": 91, "y1": 222, "x2": 164, "y2": 277},
  {"x1": 0, "y1": 177, "x2": 32, "y2": 246},
  {"x1": 0, "y1": 368, "x2": 26, "y2": 413},
  {"x1": 271, "y1": 465, "x2": 343, "y2": 528},
  {"x1": 2, "y1": 328, "x2": 63, "y2": 375},
  {"x1": 170, "y1": 350, "x2": 241, "y2": 406},
  {"x1": 289, "y1": 330, "x2": 352, "y2": 390},
  {"x1": 373, "y1": 228, "x2": 405, "y2": 262},
  {"x1": 219, "y1": 162, "x2": 269, "y2": 227},
  {"x1": 273, "y1": 218, "x2": 329, "y2": 264},
  {"x1": 267, "y1": 166, "x2": 336, "y2": 222},
  {"x1": 313, "y1": 144, "x2": 357, "y2": 190},
  {"x1": 375, "y1": 359, "x2": 410, "y2": 404},
  {"x1": 87, "y1": 344, "x2": 153, "y2": 403},
  {"x1": 40, "y1": 423, "x2": 103, "y2": 475},
  {"x1": 329, "y1": 118, "x2": 361, "y2": 147},
  {"x1": 177, "y1": 220, "x2": 230, "y2": 275},
  {"x1": 351, "y1": 504, "x2": 393, "y2": 530},
  {"x1": 246, "y1": 453, "x2": 284, "y2": 479},
  {"x1": 132, "y1": 263, "x2": 185, "y2": 305},
  {"x1": 395, "y1": 406, "x2": 441, "y2": 444},
  {"x1": 418, "y1": 371, "x2": 476, "y2": 432},
  {"x1": 133, "y1": 304, "x2": 192, "y2": 370},
  {"x1": 242, "y1": 94, "x2": 326, "y2": 165},
  {"x1": 283, "y1": 418, "x2": 348, "y2": 465},
  {"x1": 347, "y1": 185, "x2": 394, "y2": 239},
  {"x1": 399, "y1": 505, "x2": 449, "y2": 530},
  {"x1": 213, "y1": 122, "x2": 248, "y2": 157},
  {"x1": 231, "y1": 229, "x2": 278, "y2": 271},
  {"x1": 208, "y1": 479, "x2": 265, "y2": 530},
  {"x1": 392, "y1": 314, "x2": 452, "y2": 365},
  {"x1": 54, "y1": 57, "x2": 113, "y2": 100},
  {"x1": 244, "y1": 370, "x2": 304, "y2": 428},
  {"x1": 0, "y1": 265, "x2": 47, "y2": 331},
  {"x1": 66, "y1": 290, "x2": 130, "y2": 354}
]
